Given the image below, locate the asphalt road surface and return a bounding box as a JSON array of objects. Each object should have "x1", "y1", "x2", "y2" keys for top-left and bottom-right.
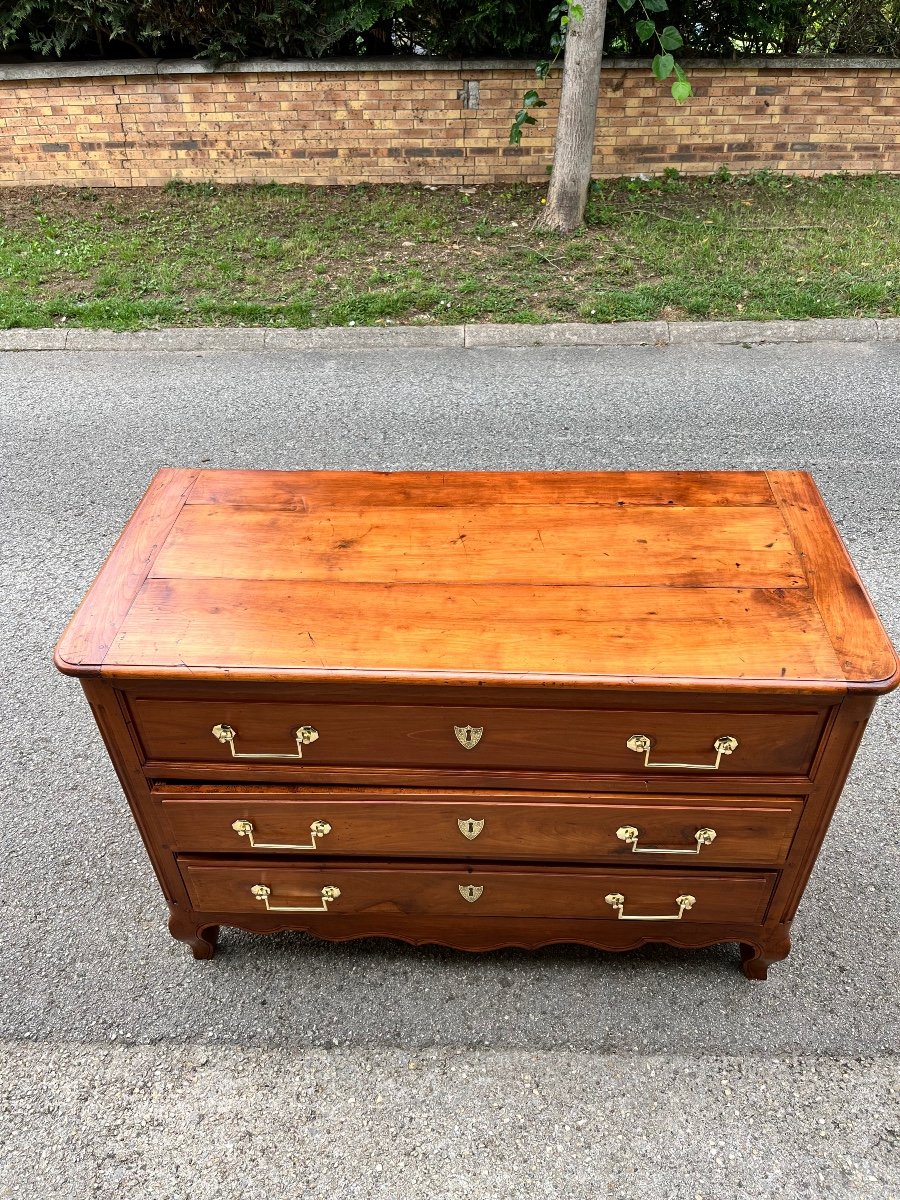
[{"x1": 1, "y1": 339, "x2": 898, "y2": 1199}]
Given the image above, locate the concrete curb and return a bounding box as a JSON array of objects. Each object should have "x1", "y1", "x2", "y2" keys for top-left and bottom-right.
[{"x1": 1, "y1": 317, "x2": 898, "y2": 352}]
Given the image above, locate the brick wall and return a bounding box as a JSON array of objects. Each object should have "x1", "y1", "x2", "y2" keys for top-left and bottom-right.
[{"x1": 0, "y1": 57, "x2": 897, "y2": 187}]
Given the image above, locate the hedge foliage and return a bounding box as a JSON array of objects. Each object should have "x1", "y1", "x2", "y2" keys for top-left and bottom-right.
[
  {"x1": 1, "y1": 0, "x2": 898, "y2": 62},
  {"x1": 399, "y1": 1, "x2": 900, "y2": 57}
]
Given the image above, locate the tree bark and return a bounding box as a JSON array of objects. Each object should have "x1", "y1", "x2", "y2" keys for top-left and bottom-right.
[{"x1": 536, "y1": 0, "x2": 608, "y2": 235}]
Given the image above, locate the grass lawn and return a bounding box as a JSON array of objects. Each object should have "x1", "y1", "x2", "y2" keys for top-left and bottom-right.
[{"x1": 0, "y1": 172, "x2": 898, "y2": 329}]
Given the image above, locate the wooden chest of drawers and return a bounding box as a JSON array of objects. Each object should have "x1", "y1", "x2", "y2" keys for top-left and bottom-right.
[{"x1": 55, "y1": 469, "x2": 898, "y2": 979}]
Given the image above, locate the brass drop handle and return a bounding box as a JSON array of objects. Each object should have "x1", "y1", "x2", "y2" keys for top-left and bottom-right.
[
  {"x1": 232, "y1": 818, "x2": 331, "y2": 851},
  {"x1": 251, "y1": 884, "x2": 341, "y2": 913},
  {"x1": 616, "y1": 825, "x2": 717, "y2": 856},
  {"x1": 212, "y1": 723, "x2": 319, "y2": 760},
  {"x1": 605, "y1": 892, "x2": 696, "y2": 921},
  {"x1": 626, "y1": 734, "x2": 738, "y2": 770}
]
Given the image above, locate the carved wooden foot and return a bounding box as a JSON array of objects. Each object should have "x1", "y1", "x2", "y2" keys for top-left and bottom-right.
[
  {"x1": 740, "y1": 927, "x2": 792, "y2": 981},
  {"x1": 168, "y1": 910, "x2": 220, "y2": 960}
]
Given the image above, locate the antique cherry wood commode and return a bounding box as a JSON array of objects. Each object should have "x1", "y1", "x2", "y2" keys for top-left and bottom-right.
[{"x1": 55, "y1": 469, "x2": 898, "y2": 979}]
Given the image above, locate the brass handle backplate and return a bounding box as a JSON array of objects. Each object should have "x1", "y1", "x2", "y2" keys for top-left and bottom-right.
[
  {"x1": 212, "y1": 723, "x2": 319, "y2": 760},
  {"x1": 616, "y1": 825, "x2": 717, "y2": 856},
  {"x1": 626, "y1": 733, "x2": 738, "y2": 770},
  {"x1": 605, "y1": 892, "x2": 696, "y2": 921},
  {"x1": 233, "y1": 818, "x2": 331, "y2": 851},
  {"x1": 251, "y1": 884, "x2": 340, "y2": 913}
]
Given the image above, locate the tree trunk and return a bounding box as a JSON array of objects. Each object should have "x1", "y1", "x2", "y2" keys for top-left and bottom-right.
[{"x1": 536, "y1": 0, "x2": 608, "y2": 234}]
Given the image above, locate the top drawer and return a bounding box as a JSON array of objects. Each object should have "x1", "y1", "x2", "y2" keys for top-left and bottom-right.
[{"x1": 129, "y1": 698, "x2": 826, "y2": 778}]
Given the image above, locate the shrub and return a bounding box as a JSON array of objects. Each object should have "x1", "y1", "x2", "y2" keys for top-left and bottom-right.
[
  {"x1": 0, "y1": 0, "x2": 408, "y2": 62},
  {"x1": 0, "y1": 0, "x2": 898, "y2": 62}
]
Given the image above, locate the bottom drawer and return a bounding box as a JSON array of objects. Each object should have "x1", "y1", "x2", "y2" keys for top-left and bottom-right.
[{"x1": 179, "y1": 859, "x2": 776, "y2": 925}]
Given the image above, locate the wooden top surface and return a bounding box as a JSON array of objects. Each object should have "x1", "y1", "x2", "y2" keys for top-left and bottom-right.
[{"x1": 55, "y1": 469, "x2": 899, "y2": 693}]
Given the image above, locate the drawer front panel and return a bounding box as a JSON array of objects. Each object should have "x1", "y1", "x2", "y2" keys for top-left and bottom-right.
[
  {"x1": 133, "y1": 698, "x2": 825, "y2": 777},
  {"x1": 179, "y1": 860, "x2": 776, "y2": 924},
  {"x1": 158, "y1": 786, "x2": 803, "y2": 866}
]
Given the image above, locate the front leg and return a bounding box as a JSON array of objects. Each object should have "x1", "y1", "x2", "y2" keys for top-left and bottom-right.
[
  {"x1": 740, "y1": 925, "x2": 792, "y2": 980},
  {"x1": 168, "y1": 908, "x2": 220, "y2": 960}
]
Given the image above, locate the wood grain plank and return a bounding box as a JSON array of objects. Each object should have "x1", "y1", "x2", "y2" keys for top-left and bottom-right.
[
  {"x1": 54, "y1": 468, "x2": 200, "y2": 674},
  {"x1": 767, "y1": 471, "x2": 899, "y2": 690},
  {"x1": 106, "y1": 578, "x2": 843, "y2": 682},
  {"x1": 186, "y1": 470, "x2": 778, "y2": 510},
  {"x1": 150, "y1": 504, "x2": 804, "y2": 588}
]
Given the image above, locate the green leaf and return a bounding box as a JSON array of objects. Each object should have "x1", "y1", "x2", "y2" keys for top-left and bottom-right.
[
  {"x1": 569, "y1": 3, "x2": 584, "y2": 18},
  {"x1": 510, "y1": 88, "x2": 545, "y2": 146},
  {"x1": 659, "y1": 25, "x2": 683, "y2": 50},
  {"x1": 652, "y1": 52, "x2": 674, "y2": 80},
  {"x1": 673, "y1": 62, "x2": 687, "y2": 82},
  {"x1": 635, "y1": 19, "x2": 655, "y2": 41},
  {"x1": 616, "y1": 0, "x2": 636, "y2": 10},
  {"x1": 671, "y1": 79, "x2": 692, "y2": 102},
  {"x1": 536, "y1": 59, "x2": 551, "y2": 80},
  {"x1": 643, "y1": 0, "x2": 668, "y2": 10}
]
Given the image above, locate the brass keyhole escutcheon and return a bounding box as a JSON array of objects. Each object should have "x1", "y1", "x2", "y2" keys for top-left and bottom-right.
[
  {"x1": 458, "y1": 817, "x2": 485, "y2": 840},
  {"x1": 459, "y1": 883, "x2": 484, "y2": 903},
  {"x1": 454, "y1": 724, "x2": 484, "y2": 750}
]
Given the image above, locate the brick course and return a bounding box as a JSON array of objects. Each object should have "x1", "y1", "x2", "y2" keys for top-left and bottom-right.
[{"x1": 0, "y1": 58, "x2": 897, "y2": 187}]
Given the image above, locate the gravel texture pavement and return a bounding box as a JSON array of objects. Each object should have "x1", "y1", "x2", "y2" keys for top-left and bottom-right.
[
  {"x1": 1, "y1": 1045, "x2": 896, "y2": 1200},
  {"x1": 1, "y1": 339, "x2": 898, "y2": 1198}
]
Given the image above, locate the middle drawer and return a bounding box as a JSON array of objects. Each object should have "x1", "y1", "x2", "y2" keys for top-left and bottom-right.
[{"x1": 155, "y1": 784, "x2": 803, "y2": 867}]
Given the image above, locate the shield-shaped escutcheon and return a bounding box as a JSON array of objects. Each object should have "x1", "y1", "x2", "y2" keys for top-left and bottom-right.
[
  {"x1": 454, "y1": 724, "x2": 484, "y2": 749},
  {"x1": 458, "y1": 817, "x2": 485, "y2": 840},
  {"x1": 458, "y1": 883, "x2": 484, "y2": 903}
]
